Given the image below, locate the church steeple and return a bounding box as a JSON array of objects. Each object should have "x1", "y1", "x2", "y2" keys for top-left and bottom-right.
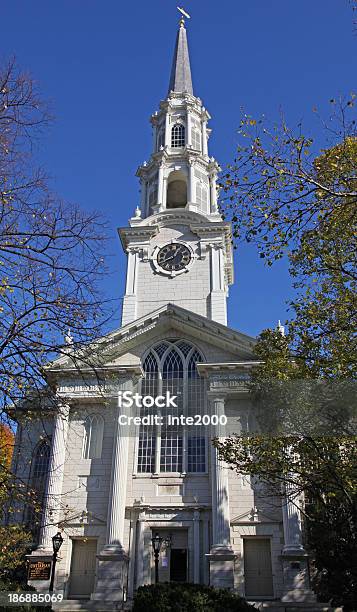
[
  {"x1": 134, "y1": 17, "x2": 221, "y2": 221},
  {"x1": 168, "y1": 18, "x2": 193, "y2": 96},
  {"x1": 119, "y1": 15, "x2": 233, "y2": 329}
]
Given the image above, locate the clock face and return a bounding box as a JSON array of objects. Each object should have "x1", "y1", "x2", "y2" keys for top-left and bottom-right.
[{"x1": 157, "y1": 243, "x2": 191, "y2": 273}]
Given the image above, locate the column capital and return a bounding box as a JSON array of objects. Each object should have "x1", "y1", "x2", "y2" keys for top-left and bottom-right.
[
  {"x1": 117, "y1": 376, "x2": 136, "y2": 393},
  {"x1": 207, "y1": 391, "x2": 228, "y2": 402},
  {"x1": 54, "y1": 401, "x2": 70, "y2": 418},
  {"x1": 138, "y1": 510, "x2": 146, "y2": 522}
]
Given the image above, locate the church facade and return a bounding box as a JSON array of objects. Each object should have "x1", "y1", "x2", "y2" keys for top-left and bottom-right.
[{"x1": 12, "y1": 16, "x2": 317, "y2": 610}]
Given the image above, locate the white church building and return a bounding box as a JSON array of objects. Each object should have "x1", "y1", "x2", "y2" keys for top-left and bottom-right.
[{"x1": 12, "y1": 15, "x2": 318, "y2": 610}]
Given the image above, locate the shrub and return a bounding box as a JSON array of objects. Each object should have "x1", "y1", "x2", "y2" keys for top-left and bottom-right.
[{"x1": 132, "y1": 583, "x2": 256, "y2": 612}]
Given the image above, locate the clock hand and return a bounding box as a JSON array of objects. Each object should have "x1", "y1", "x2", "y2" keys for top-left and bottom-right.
[{"x1": 160, "y1": 253, "x2": 177, "y2": 264}]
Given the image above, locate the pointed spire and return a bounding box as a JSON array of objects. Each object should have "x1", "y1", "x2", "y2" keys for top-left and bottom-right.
[
  {"x1": 277, "y1": 320, "x2": 285, "y2": 336},
  {"x1": 168, "y1": 17, "x2": 193, "y2": 96}
]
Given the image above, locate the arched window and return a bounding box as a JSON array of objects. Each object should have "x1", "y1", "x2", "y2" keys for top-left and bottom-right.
[
  {"x1": 26, "y1": 439, "x2": 51, "y2": 539},
  {"x1": 166, "y1": 170, "x2": 187, "y2": 209},
  {"x1": 171, "y1": 124, "x2": 185, "y2": 148},
  {"x1": 31, "y1": 440, "x2": 50, "y2": 494},
  {"x1": 82, "y1": 414, "x2": 104, "y2": 459},
  {"x1": 137, "y1": 340, "x2": 206, "y2": 474}
]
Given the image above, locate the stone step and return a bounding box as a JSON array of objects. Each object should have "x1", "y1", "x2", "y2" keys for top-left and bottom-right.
[
  {"x1": 248, "y1": 602, "x2": 341, "y2": 612},
  {"x1": 52, "y1": 600, "x2": 132, "y2": 612}
]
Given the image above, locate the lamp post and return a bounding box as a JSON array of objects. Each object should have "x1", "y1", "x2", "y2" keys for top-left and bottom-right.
[
  {"x1": 151, "y1": 533, "x2": 162, "y2": 584},
  {"x1": 49, "y1": 532, "x2": 64, "y2": 593},
  {"x1": 151, "y1": 532, "x2": 171, "y2": 584}
]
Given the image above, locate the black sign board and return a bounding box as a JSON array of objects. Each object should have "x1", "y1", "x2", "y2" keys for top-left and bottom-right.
[{"x1": 27, "y1": 560, "x2": 52, "y2": 580}]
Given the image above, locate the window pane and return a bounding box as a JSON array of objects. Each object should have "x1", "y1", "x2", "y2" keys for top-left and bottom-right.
[
  {"x1": 137, "y1": 352, "x2": 158, "y2": 473},
  {"x1": 137, "y1": 342, "x2": 206, "y2": 474},
  {"x1": 187, "y1": 376, "x2": 206, "y2": 472},
  {"x1": 26, "y1": 440, "x2": 51, "y2": 540},
  {"x1": 188, "y1": 436, "x2": 206, "y2": 472},
  {"x1": 171, "y1": 124, "x2": 185, "y2": 148},
  {"x1": 83, "y1": 414, "x2": 104, "y2": 459},
  {"x1": 161, "y1": 371, "x2": 184, "y2": 472}
]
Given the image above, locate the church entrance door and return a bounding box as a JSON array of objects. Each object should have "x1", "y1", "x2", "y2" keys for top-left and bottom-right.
[
  {"x1": 69, "y1": 539, "x2": 97, "y2": 599},
  {"x1": 170, "y1": 548, "x2": 187, "y2": 582},
  {"x1": 151, "y1": 528, "x2": 188, "y2": 583},
  {"x1": 243, "y1": 538, "x2": 274, "y2": 598}
]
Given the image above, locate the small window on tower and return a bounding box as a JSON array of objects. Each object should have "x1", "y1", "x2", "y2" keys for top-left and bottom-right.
[
  {"x1": 196, "y1": 183, "x2": 208, "y2": 213},
  {"x1": 157, "y1": 128, "x2": 165, "y2": 150},
  {"x1": 171, "y1": 124, "x2": 185, "y2": 148},
  {"x1": 191, "y1": 128, "x2": 201, "y2": 151}
]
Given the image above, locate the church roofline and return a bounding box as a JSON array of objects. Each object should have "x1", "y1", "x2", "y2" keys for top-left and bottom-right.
[{"x1": 50, "y1": 303, "x2": 257, "y2": 370}]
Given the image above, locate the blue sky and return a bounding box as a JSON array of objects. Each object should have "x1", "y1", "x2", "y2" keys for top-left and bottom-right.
[{"x1": 1, "y1": 0, "x2": 355, "y2": 337}]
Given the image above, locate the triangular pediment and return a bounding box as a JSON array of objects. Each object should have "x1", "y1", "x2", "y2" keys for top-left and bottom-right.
[
  {"x1": 60, "y1": 510, "x2": 106, "y2": 527},
  {"x1": 231, "y1": 507, "x2": 280, "y2": 525},
  {"x1": 49, "y1": 303, "x2": 256, "y2": 374}
]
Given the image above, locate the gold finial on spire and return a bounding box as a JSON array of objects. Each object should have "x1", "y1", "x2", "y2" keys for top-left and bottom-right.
[{"x1": 177, "y1": 6, "x2": 191, "y2": 27}]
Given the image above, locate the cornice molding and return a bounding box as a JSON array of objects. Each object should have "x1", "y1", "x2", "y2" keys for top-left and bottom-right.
[{"x1": 50, "y1": 304, "x2": 256, "y2": 371}]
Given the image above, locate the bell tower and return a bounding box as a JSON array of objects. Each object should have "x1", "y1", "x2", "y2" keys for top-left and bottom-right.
[
  {"x1": 136, "y1": 16, "x2": 221, "y2": 218},
  {"x1": 119, "y1": 16, "x2": 233, "y2": 326}
]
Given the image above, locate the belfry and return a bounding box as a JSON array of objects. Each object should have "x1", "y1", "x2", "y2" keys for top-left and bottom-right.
[{"x1": 13, "y1": 13, "x2": 316, "y2": 610}]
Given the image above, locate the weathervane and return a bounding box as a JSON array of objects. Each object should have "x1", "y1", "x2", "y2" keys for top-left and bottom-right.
[{"x1": 177, "y1": 6, "x2": 191, "y2": 26}]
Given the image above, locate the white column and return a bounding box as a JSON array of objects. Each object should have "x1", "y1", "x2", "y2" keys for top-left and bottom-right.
[
  {"x1": 187, "y1": 111, "x2": 192, "y2": 147},
  {"x1": 38, "y1": 405, "x2": 69, "y2": 551},
  {"x1": 105, "y1": 379, "x2": 133, "y2": 552},
  {"x1": 193, "y1": 510, "x2": 200, "y2": 583},
  {"x1": 125, "y1": 250, "x2": 138, "y2": 295},
  {"x1": 121, "y1": 250, "x2": 139, "y2": 326},
  {"x1": 218, "y1": 247, "x2": 225, "y2": 292},
  {"x1": 209, "y1": 174, "x2": 218, "y2": 213},
  {"x1": 203, "y1": 518, "x2": 210, "y2": 585},
  {"x1": 188, "y1": 162, "x2": 195, "y2": 203},
  {"x1": 282, "y1": 482, "x2": 305, "y2": 554},
  {"x1": 136, "y1": 511, "x2": 146, "y2": 588},
  {"x1": 210, "y1": 245, "x2": 219, "y2": 292},
  {"x1": 209, "y1": 244, "x2": 227, "y2": 325},
  {"x1": 210, "y1": 396, "x2": 231, "y2": 549},
  {"x1": 202, "y1": 120, "x2": 208, "y2": 156},
  {"x1": 162, "y1": 176, "x2": 167, "y2": 209},
  {"x1": 127, "y1": 518, "x2": 136, "y2": 599},
  {"x1": 165, "y1": 112, "x2": 170, "y2": 147},
  {"x1": 140, "y1": 180, "x2": 147, "y2": 214},
  {"x1": 157, "y1": 164, "x2": 164, "y2": 209},
  {"x1": 281, "y1": 481, "x2": 315, "y2": 602}
]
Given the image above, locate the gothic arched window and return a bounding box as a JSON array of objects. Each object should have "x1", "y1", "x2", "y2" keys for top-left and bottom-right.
[
  {"x1": 26, "y1": 439, "x2": 51, "y2": 539},
  {"x1": 171, "y1": 124, "x2": 185, "y2": 148},
  {"x1": 82, "y1": 414, "x2": 104, "y2": 459},
  {"x1": 137, "y1": 340, "x2": 206, "y2": 474},
  {"x1": 31, "y1": 440, "x2": 50, "y2": 494}
]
